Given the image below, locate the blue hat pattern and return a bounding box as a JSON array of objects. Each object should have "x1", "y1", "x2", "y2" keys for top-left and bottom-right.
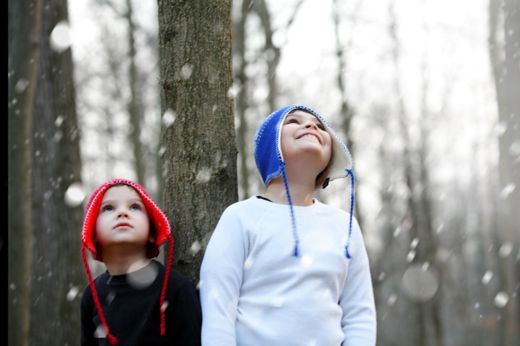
[{"x1": 254, "y1": 105, "x2": 356, "y2": 258}]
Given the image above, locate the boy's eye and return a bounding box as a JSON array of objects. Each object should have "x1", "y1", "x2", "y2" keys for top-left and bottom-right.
[
  {"x1": 317, "y1": 123, "x2": 326, "y2": 130},
  {"x1": 286, "y1": 118, "x2": 299, "y2": 124},
  {"x1": 101, "y1": 205, "x2": 114, "y2": 212},
  {"x1": 130, "y1": 203, "x2": 143, "y2": 211}
]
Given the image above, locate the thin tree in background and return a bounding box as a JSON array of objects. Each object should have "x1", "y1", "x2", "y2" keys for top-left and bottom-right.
[
  {"x1": 233, "y1": 0, "x2": 252, "y2": 199},
  {"x1": 8, "y1": 0, "x2": 41, "y2": 343},
  {"x1": 388, "y1": 2, "x2": 443, "y2": 345},
  {"x1": 28, "y1": 0, "x2": 84, "y2": 344},
  {"x1": 252, "y1": 0, "x2": 280, "y2": 111},
  {"x1": 125, "y1": 0, "x2": 146, "y2": 184},
  {"x1": 488, "y1": 0, "x2": 520, "y2": 344},
  {"x1": 158, "y1": 0, "x2": 238, "y2": 283}
]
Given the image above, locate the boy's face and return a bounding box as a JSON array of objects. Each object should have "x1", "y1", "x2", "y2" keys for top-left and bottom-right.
[
  {"x1": 280, "y1": 110, "x2": 332, "y2": 171},
  {"x1": 95, "y1": 185, "x2": 151, "y2": 250}
]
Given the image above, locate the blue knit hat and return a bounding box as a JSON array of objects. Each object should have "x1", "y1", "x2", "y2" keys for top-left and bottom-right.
[{"x1": 254, "y1": 105, "x2": 356, "y2": 258}]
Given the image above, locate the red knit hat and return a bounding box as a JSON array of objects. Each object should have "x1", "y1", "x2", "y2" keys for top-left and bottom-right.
[{"x1": 81, "y1": 178, "x2": 174, "y2": 345}]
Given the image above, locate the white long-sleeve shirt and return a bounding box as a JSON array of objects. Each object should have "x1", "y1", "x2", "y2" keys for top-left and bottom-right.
[{"x1": 200, "y1": 196, "x2": 376, "y2": 346}]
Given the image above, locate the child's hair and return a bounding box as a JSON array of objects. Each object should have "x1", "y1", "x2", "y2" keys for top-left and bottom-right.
[
  {"x1": 254, "y1": 105, "x2": 356, "y2": 258},
  {"x1": 80, "y1": 178, "x2": 174, "y2": 345}
]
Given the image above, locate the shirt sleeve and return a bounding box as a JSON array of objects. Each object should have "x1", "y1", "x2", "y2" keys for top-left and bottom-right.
[
  {"x1": 169, "y1": 276, "x2": 202, "y2": 346},
  {"x1": 199, "y1": 206, "x2": 248, "y2": 346},
  {"x1": 339, "y1": 217, "x2": 377, "y2": 346},
  {"x1": 80, "y1": 287, "x2": 97, "y2": 346}
]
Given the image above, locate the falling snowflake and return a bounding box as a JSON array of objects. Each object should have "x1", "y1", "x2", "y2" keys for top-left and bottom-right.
[
  {"x1": 300, "y1": 255, "x2": 314, "y2": 267},
  {"x1": 500, "y1": 183, "x2": 515, "y2": 199},
  {"x1": 498, "y1": 242, "x2": 513, "y2": 258},
  {"x1": 190, "y1": 240, "x2": 202, "y2": 256},
  {"x1": 50, "y1": 21, "x2": 72, "y2": 53},
  {"x1": 180, "y1": 64, "x2": 193, "y2": 80},
  {"x1": 64, "y1": 183, "x2": 85, "y2": 207},
  {"x1": 127, "y1": 264, "x2": 158, "y2": 289},
  {"x1": 162, "y1": 109, "x2": 176, "y2": 127},
  {"x1": 66, "y1": 286, "x2": 79, "y2": 301},
  {"x1": 401, "y1": 264, "x2": 439, "y2": 301},
  {"x1": 196, "y1": 168, "x2": 212, "y2": 183},
  {"x1": 482, "y1": 270, "x2": 493, "y2": 285},
  {"x1": 494, "y1": 292, "x2": 509, "y2": 308}
]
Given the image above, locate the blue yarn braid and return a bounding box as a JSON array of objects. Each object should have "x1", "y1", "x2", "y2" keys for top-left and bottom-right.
[
  {"x1": 280, "y1": 162, "x2": 300, "y2": 257},
  {"x1": 345, "y1": 168, "x2": 355, "y2": 259}
]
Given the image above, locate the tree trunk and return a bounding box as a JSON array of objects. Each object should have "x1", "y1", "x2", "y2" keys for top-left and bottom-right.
[
  {"x1": 388, "y1": 2, "x2": 443, "y2": 344},
  {"x1": 233, "y1": 0, "x2": 252, "y2": 199},
  {"x1": 252, "y1": 0, "x2": 279, "y2": 111},
  {"x1": 158, "y1": 0, "x2": 238, "y2": 283},
  {"x1": 488, "y1": 0, "x2": 520, "y2": 344},
  {"x1": 29, "y1": 0, "x2": 84, "y2": 344},
  {"x1": 126, "y1": 0, "x2": 146, "y2": 184},
  {"x1": 8, "y1": 0, "x2": 42, "y2": 344}
]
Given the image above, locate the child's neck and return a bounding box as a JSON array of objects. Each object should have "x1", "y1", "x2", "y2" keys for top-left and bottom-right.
[
  {"x1": 102, "y1": 250, "x2": 151, "y2": 276},
  {"x1": 263, "y1": 176, "x2": 316, "y2": 206}
]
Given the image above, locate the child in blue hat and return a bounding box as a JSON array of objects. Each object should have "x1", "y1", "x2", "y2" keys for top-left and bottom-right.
[{"x1": 200, "y1": 105, "x2": 376, "y2": 345}]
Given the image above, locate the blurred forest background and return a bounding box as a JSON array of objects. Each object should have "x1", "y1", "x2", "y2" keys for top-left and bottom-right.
[{"x1": 8, "y1": 0, "x2": 519, "y2": 345}]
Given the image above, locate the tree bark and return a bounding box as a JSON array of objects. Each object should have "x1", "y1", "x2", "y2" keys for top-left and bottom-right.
[
  {"x1": 8, "y1": 0, "x2": 42, "y2": 344},
  {"x1": 126, "y1": 0, "x2": 146, "y2": 184},
  {"x1": 233, "y1": 0, "x2": 252, "y2": 199},
  {"x1": 488, "y1": 0, "x2": 520, "y2": 344},
  {"x1": 158, "y1": 0, "x2": 238, "y2": 283},
  {"x1": 28, "y1": 0, "x2": 84, "y2": 344},
  {"x1": 252, "y1": 0, "x2": 280, "y2": 111}
]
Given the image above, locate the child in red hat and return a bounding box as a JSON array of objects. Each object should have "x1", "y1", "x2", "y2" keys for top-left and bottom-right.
[{"x1": 80, "y1": 178, "x2": 201, "y2": 345}]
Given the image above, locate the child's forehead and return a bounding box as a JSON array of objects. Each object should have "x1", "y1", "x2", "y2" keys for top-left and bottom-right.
[
  {"x1": 285, "y1": 110, "x2": 321, "y2": 122},
  {"x1": 102, "y1": 184, "x2": 141, "y2": 200}
]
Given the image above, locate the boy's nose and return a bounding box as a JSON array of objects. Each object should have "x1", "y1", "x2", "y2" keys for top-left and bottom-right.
[
  {"x1": 117, "y1": 209, "x2": 129, "y2": 218},
  {"x1": 305, "y1": 121, "x2": 318, "y2": 130}
]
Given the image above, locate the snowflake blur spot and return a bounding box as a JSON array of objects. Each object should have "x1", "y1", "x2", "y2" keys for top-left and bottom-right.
[
  {"x1": 500, "y1": 183, "x2": 515, "y2": 199},
  {"x1": 387, "y1": 293, "x2": 397, "y2": 306},
  {"x1": 161, "y1": 300, "x2": 169, "y2": 311},
  {"x1": 158, "y1": 146, "x2": 166, "y2": 157},
  {"x1": 270, "y1": 296, "x2": 285, "y2": 308},
  {"x1": 498, "y1": 242, "x2": 513, "y2": 258},
  {"x1": 244, "y1": 256, "x2": 254, "y2": 270},
  {"x1": 55, "y1": 115, "x2": 64, "y2": 127},
  {"x1": 66, "y1": 286, "x2": 79, "y2": 301},
  {"x1": 94, "y1": 325, "x2": 107, "y2": 338},
  {"x1": 196, "y1": 168, "x2": 212, "y2": 183},
  {"x1": 15, "y1": 78, "x2": 29, "y2": 93},
  {"x1": 227, "y1": 84, "x2": 240, "y2": 99},
  {"x1": 509, "y1": 141, "x2": 520, "y2": 157},
  {"x1": 494, "y1": 292, "x2": 509, "y2": 308},
  {"x1": 481, "y1": 270, "x2": 493, "y2": 285},
  {"x1": 162, "y1": 109, "x2": 176, "y2": 127},
  {"x1": 401, "y1": 264, "x2": 439, "y2": 302},
  {"x1": 180, "y1": 64, "x2": 193, "y2": 80},
  {"x1": 105, "y1": 291, "x2": 116, "y2": 305},
  {"x1": 190, "y1": 240, "x2": 202, "y2": 256},
  {"x1": 406, "y1": 249, "x2": 416, "y2": 263},
  {"x1": 50, "y1": 21, "x2": 72, "y2": 53},
  {"x1": 300, "y1": 255, "x2": 314, "y2": 267},
  {"x1": 127, "y1": 264, "x2": 158, "y2": 289},
  {"x1": 65, "y1": 183, "x2": 85, "y2": 207}
]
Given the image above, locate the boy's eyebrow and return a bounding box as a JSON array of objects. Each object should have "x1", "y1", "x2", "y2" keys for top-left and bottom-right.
[
  {"x1": 286, "y1": 113, "x2": 322, "y2": 124},
  {"x1": 100, "y1": 198, "x2": 144, "y2": 205}
]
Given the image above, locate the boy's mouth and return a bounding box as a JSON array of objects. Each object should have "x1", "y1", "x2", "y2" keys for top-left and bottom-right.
[
  {"x1": 114, "y1": 222, "x2": 132, "y2": 229},
  {"x1": 297, "y1": 132, "x2": 321, "y2": 144}
]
